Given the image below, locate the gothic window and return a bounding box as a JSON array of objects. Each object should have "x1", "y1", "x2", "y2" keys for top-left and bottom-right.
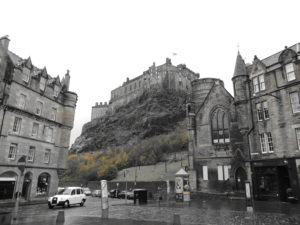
[{"x1": 211, "y1": 109, "x2": 230, "y2": 144}]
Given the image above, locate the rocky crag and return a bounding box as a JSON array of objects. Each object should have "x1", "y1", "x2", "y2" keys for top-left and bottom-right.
[{"x1": 70, "y1": 89, "x2": 188, "y2": 154}]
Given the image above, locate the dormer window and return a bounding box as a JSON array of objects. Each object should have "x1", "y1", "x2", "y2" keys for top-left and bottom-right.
[
  {"x1": 23, "y1": 68, "x2": 30, "y2": 83},
  {"x1": 285, "y1": 63, "x2": 295, "y2": 81},
  {"x1": 40, "y1": 77, "x2": 46, "y2": 91},
  {"x1": 54, "y1": 85, "x2": 60, "y2": 97},
  {"x1": 253, "y1": 74, "x2": 265, "y2": 93}
]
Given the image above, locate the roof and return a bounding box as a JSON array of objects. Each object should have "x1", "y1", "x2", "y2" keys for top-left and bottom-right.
[
  {"x1": 175, "y1": 168, "x2": 188, "y2": 176},
  {"x1": 261, "y1": 43, "x2": 299, "y2": 67},
  {"x1": 233, "y1": 51, "x2": 247, "y2": 77}
]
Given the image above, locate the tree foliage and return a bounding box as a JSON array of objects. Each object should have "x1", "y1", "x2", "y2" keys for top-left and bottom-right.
[{"x1": 63, "y1": 121, "x2": 188, "y2": 181}]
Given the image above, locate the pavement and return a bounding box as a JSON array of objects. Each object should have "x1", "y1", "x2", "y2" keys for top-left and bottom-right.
[{"x1": 1, "y1": 197, "x2": 300, "y2": 225}]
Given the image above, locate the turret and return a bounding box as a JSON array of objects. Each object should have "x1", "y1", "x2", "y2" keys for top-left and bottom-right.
[
  {"x1": 63, "y1": 70, "x2": 70, "y2": 91},
  {"x1": 0, "y1": 35, "x2": 10, "y2": 50},
  {"x1": 232, "y1": 51, "x2": 249, "y2": 101}
]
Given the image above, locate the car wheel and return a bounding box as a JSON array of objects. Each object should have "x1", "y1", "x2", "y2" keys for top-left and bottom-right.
[
  {"x1": 48, "y1": 203, "x2": 54, "y2": 209},
  {"x1": 63, "y1": 200, "x2": 70, "y2": 208},
  {"x1": 80, "y1": 200, "x2": 85, "y2": 207}
]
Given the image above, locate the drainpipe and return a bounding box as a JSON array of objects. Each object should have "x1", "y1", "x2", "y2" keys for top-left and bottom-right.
[{"x1": 0, "y1": 82, "x2": 8, "y2": 136}]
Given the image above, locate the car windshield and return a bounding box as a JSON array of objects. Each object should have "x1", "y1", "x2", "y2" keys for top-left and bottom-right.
[
  {"x1": 61, "y1": 189, "x2": 72, "y2": 195},
  {"x1": 83, "y1": 188, "x2": 90, "y2": 191},
  {"x1": 57, "y1": 189, "x2": 65, "y2": 195}
]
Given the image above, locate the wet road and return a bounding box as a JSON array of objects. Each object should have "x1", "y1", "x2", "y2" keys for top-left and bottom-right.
[{"x1": 1, "y1": 197, "x2": 300, "y2": 225}]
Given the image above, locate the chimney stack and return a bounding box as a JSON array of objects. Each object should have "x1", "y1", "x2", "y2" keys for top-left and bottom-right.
[{"x1": 0, "y1": 35, "x2": 10, "y2": 50}]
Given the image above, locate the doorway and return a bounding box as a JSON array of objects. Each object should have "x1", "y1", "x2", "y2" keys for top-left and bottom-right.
[
  {"x1": 235, "y1": 167, "x2": 247, "y2": 192},
  {"x1": 22, "y1": 172, "x2": 32, "y2": 200}
]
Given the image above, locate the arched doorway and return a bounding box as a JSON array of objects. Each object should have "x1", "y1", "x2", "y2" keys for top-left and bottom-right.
[
  {"x1": 235, "y1": 167, "x2": 247, "y2": 192},
  {"x1": 0, "y1": 171, "x2": 18, "y2": 199},
  {"x1": 22, "y1": 172, "x2": 32, "y2": 200},
  {"x1": 37, "y1": 173, "x2": 50, "y2": 196}
]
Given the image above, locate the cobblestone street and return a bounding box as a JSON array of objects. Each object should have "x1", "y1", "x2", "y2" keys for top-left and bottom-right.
[{"x1": 1, "y1": 197, "x2": 300, "y2": 225}]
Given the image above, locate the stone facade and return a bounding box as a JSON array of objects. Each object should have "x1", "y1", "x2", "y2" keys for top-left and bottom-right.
[
  {"x1": 91, "y1": 102, "x2": 108, "y2": 120},
  {"x1": 188, "y1": 43, "x2": 300, "y2": 202},
  {"x1": 0, "y1": 36, "x2": 77, "y2": 201},
  {"x1": 91, "y1": 58, "x2": 199, "y2": 120}
]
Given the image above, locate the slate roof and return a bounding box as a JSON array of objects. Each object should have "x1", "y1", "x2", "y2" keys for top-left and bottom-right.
[
  {"x1": 233, "y1": 51, "x2": 247, "y2": 77},
  {"x1": 261, "y1": 43, "x2": 299, "y2": 67}
]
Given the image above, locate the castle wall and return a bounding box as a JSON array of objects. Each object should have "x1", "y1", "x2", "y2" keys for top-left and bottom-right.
[{"x1": 92, "y1": 58, "x2": 199, "y2": 120}]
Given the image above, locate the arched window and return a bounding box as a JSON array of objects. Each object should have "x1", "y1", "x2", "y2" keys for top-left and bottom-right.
[{"x1": 211, "y1": 108, "x2": 230, "y2": 144}]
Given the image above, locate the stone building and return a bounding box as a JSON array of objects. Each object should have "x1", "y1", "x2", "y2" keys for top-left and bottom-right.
[
  {"x1": 91, "y1": 58, "x2": 199, "y2": 120},
  {"x1": 188, "y1": 43, "x2": 300, "y2": 202},
  {"x1": 0, "y1": 36, "x2": 77, "y2": 200}
]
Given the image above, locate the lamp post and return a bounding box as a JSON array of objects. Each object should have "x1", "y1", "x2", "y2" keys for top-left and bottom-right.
[{"x1": 11, "y1": 155, "x2": 27, "y2": 224}]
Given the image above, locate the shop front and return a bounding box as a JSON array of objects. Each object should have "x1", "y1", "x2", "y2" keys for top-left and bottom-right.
[{"x1": 252, "y1": 158, "x2": 299, "y2": 202}]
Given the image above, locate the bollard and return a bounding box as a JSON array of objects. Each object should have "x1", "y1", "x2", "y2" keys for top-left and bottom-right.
[
  {"x1": 173, "y1": 214, "x2": 181, "y2": 225},
  {"x1": 101, "y1": 180, "x2": 109, "y2": 219},
  {"x1": 56, "y1": 211, "x2": 65, "y2": 225}
]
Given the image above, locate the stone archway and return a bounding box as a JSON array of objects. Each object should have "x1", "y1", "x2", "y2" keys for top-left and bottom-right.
[
  {"x1": 36, "y1": 173, "x2": 51, "y2": 196},
  {"x1": 235, "y1": 167, "x2": 247, "y2": 192},
  {"x1": 0, "y1": 171, "x2": 18, "y2": 199},
  {"x1": 22, "y1": 172, "x2": 33, "y2": 200}
]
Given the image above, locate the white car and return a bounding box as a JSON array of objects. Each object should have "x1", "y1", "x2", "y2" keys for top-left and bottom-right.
[{"x1": 48, "y1": 187, "x2": 86, "y2": 208}]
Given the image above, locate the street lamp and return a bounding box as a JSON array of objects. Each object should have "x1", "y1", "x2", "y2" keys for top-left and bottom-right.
[{"x1": 11, "y1": 155, "x2": 27, "y2": 224}]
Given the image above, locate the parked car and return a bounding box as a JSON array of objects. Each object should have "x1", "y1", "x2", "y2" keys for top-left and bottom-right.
[
  {"x1": 92, "y1": 189, "x2": 101, "y2": 197},
  {"x1": 109, "y1": 189, "x2": 120, "y2": 198},
  {"x1": 117, "y1": 190, "x2": 127, "y2": 199},
  {"x1": 127, "y1": 189, "x2": 147, "y2": 200},
  {"x1": 48, "y1": 187, "x2": 86, "y2": 209},
  {"x1": 82, "y1": 187, "x2": 92, "y2": 196}
]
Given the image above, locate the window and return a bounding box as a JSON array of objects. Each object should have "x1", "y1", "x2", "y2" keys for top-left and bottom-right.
[
  {"x1": 19, "y1": 94, "x2": 26, "y2": 109},
  {"x1": 253, "y1": 74, "x2": 265, "y2": 93},
  {"x1": 290, "y1": 92, "x2": 300, "y2": 113},
  {"x1": 40, "y1": 77, "x2": 46, "y2": 91},
  {"x1": 44, "y1": 149, "x2": 51, "y2": 163},
  {"x1": 285, "y1": 63, "x2": 295, "y2": 81},
  {"x1": 217, "y1": 165, "x2": 231, "y2": 181},
  {"x1": 44, "y1": 126, "x2": 53, "y2": 142},
  {"x1": 51, "y1": 108, "x2": 57, "y2": 121},
  {"x1": 8, "y1": 144, "x2": 17, "y2": 160},
  {"x1": 53, "y1": 85, "x2": 60, "y2": 97},
  {"x1": 211, "y1": 109, "x2": 230, "y2": 144},
  {"x1": 256, "y1": 101, "x2": 269, "y2": 121},
  {"x1": 12, "y1": 117, "x2": 22, "y2": 133},
  {"x1": 28, "y1": 146, "x2": 35, "y2": 162},
  {"x1": 203, "y1": 166, "x2": 208, "y2": 180},
  {"x1": 260, "y1": 132, "x2": 274, "y2": 153},
  {"x1": 217, "y1": 166, "x2": 223, "y2": 181},
  {"x1": 36, "y1": 101, "x2": 43, "y2": 115},
  {"x1": 23, "y1": 68, "x2": 30, "y2": 83},
  {"x1": 31, "y1": 123, "x2": 39, "y2": 137},
  {"x1": 296, "y1": 128, "x2": 300, "y2": 150}
]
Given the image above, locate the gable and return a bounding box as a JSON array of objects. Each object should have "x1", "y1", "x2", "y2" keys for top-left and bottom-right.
[
  {"x1": 196, "y1": 83, "x2": 234, "y2": 124},
  {"x1": 250, "y1": 56, "x2": 266, "y2": 78}
]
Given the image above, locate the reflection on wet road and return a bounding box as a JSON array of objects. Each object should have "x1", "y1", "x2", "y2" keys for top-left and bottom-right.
[{"x1": 1, "y1": 197, "x2": 300, "y2": 225}]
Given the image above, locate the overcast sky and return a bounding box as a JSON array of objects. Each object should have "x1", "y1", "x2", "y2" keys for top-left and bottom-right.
[{"x1": 1, "y1": 0, "x2": 300, "y2": 145}]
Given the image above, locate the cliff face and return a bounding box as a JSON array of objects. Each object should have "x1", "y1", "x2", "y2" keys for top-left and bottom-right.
[{"x1": 70, "y1": 89, "x2": 188, "y2": 154}]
